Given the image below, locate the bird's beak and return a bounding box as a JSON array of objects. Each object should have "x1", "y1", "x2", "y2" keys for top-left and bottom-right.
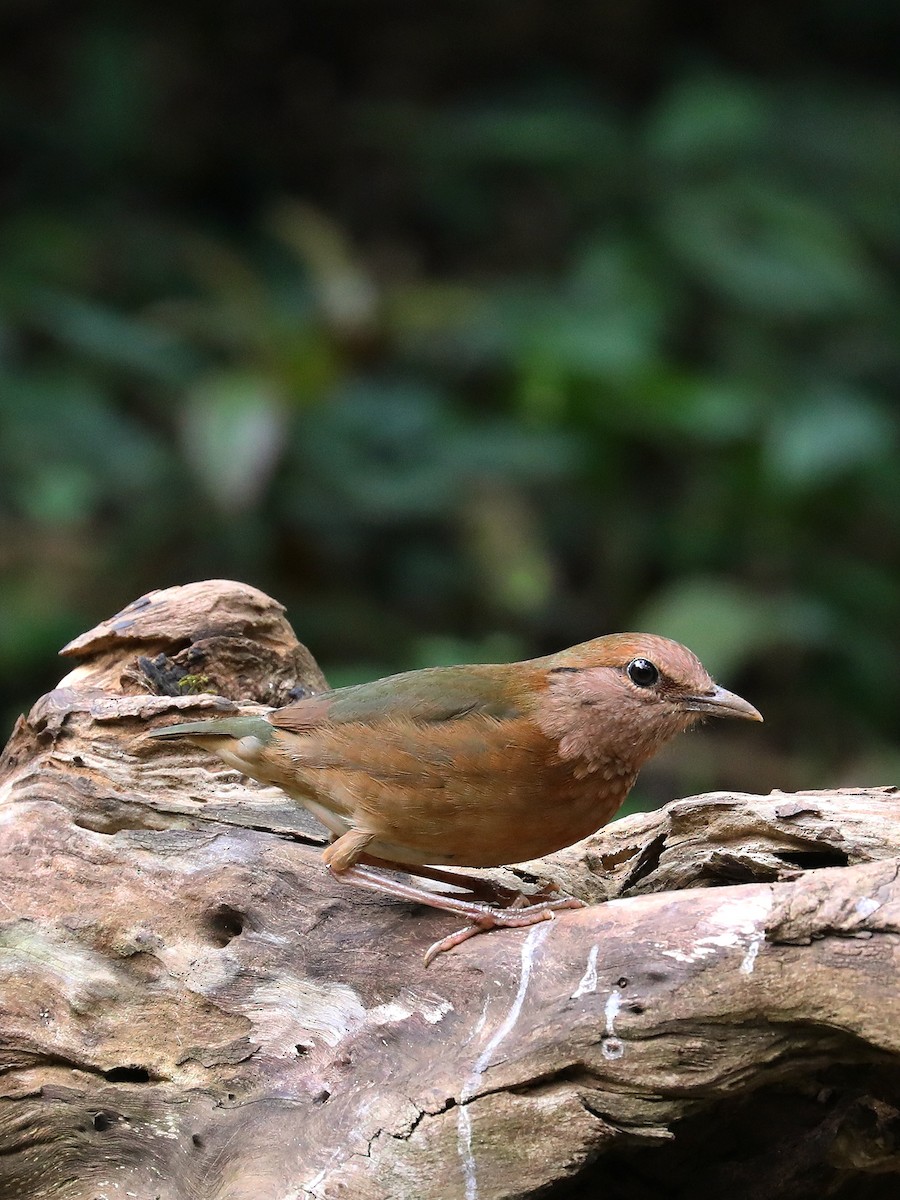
[{"x1": 683, "y1": 685, "x2": 763, "y2": 722}]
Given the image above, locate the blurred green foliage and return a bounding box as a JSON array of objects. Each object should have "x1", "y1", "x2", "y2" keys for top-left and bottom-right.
[{"x1": 1, "y1": 2, "x2": 899, "y2": 802}]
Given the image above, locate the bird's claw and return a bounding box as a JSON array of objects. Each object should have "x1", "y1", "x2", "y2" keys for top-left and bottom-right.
[{"x1": 423, "y1": 895, "x2": 585, "y2": 966}]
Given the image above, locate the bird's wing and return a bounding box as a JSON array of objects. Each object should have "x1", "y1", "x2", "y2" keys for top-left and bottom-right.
[{"x1": 269, "y1": 664, "x2": 526, "y2": 733}]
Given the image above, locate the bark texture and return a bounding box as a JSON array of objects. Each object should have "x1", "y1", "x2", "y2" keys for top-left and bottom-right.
[{"x1": 1, "y1": 580, "x2": 899, "y2": 1200}]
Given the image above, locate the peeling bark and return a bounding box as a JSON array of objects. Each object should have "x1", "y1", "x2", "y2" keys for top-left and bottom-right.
[{"x1": 1, "y1": 580, "x2": 899, "y2": 1200}]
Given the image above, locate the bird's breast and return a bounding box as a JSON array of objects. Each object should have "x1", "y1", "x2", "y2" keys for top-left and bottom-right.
[
  {"x1": 253, "y1": 715, "x2": 637, "y2": 868},
  {"x1": 326, "y1": 718, "x2": 635, "y2": 867}
]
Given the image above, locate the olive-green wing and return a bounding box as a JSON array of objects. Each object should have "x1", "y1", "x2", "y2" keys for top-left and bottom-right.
[{"x1": 269, "y1": 663, "x2": 526, "y2": 733}]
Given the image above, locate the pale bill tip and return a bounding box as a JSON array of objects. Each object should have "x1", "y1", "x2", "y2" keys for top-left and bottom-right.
[{"x1": 686, "y1": 685, "x2": 763, "y2": 722}]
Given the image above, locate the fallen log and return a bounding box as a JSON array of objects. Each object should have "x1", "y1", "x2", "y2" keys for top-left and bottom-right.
[{"x1": 1, "y1": 580, "x2": 898, "y2": 1200}]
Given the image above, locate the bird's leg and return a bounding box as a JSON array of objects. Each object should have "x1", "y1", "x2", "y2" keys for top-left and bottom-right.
[
  {"x1": 326, "y1": 832, "x2": 568, "y2": 908},
  {"x1": 357, "y1": 854, "x2": 530, "y2": 906},
  {"x1": 408, "y1": 864, "x2": 563, "y2": 907},
  {"x1": 328, "y1": 862, "x2": 577, "y2": 922},
  {"x1": 424, "y1": 921, "x2": 515, "y2": 966},
  {"x1": 328, "y1": 861, "x2": 584, "y2": 964}
]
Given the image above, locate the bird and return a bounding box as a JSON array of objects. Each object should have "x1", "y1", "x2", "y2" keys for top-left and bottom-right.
[{"x1": 149, "y1": 633, "x2": 762, "y2": 962}]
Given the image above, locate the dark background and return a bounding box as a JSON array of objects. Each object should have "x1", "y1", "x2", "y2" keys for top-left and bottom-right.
[{"x1": 2, "y1": 0, "x2": 899, "y2": 809}]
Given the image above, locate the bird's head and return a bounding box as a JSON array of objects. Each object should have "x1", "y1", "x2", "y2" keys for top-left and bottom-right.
[{"x1": 537, "y1": 632, "x2": 762, "y2": 771}]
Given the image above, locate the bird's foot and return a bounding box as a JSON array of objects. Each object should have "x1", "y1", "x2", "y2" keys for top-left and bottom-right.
[
  {"x1": 422, "y1": 895, "x2": 585, "y2": 967},
  {"x1": 359, "y1": 855, "x2": 553, "y2": 908},
  {"x1": 330, "y1": 862, "x2": 584, "y2": 965}
]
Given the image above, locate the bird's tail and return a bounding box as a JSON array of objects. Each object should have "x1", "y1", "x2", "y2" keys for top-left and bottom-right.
[{"x1": 147, "y1": 715, "x2": 275, "y2": 743}]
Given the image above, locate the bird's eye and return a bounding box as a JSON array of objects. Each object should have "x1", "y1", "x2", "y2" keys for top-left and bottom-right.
[{"x1": 627, "y1": 658, "x2": 659, "y2": 688}]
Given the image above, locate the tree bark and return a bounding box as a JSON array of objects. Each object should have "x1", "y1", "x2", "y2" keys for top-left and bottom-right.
[{"x1": 1, "y1": 580, "x2": 898, "y2": 1200}]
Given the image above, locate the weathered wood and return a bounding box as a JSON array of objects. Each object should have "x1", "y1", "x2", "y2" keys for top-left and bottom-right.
[{"x1": 1, "y1": 581, "x2": 898, "y2": 1200}]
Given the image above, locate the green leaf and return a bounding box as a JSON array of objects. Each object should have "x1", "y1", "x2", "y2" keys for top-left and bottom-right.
[
  {"x1": 421, "y1": 101, "x2": 621, "y2": 169},
  {"x1": 646, "y1": 76, "x2": 768, "y2": 163},
  {"x1": 181, "y1": 372, "x2": 287, "y2": 513},
  {"x1": 765, "y1": 388, "x2": 896, "y2": 487},
  {"x1": 608, "y1": 373, "x2": 761, "y2": 442},
  {"x1": 659, "y1": 183, "x2": 881, "y2": 317},
  {"x1": 25, "y1": 288, "x2": 199, "y2": 384},
  {"x1": 0, "y1": 370, "x2": 168, "y2": 510}
]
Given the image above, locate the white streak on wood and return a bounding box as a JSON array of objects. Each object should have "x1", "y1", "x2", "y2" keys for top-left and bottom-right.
[
  {"x1": 601, "y1": 988, "x2": 625, "y2": 1060},
  {"x1": 604, "y1": 988, "x2": 622, "y2": 1035},
  {"x1": 472, "y1": 998, "x2": 489, "y2": 1039},
  {"x1": 456, "y1": 1104, "x2": 476, "y2": 1200},
  {"x1": 660, "y1": 893, "x2": 772, "y2": 968},
  {"x1": 740, "y1": 933, "x2": 764, "y2": 974},
  {"x1": 242, "y1": 979, "x2": 456, "y2": 1056},
  {"x1": 247, "y1": 978, "x2": 367, "y2": 1052},
  {"x1": 370, "y1": 994, "x2": 454, "y2": 1026},
  {"x1": 457, "y1": 922, "x2": 550, "y2": 1200},
  {"x1": 471, "y1": 922, "x2": 549, "y2": 1080},
  {"x1": 570, "y1": 944, "x2": 599, "y2": 998}
]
